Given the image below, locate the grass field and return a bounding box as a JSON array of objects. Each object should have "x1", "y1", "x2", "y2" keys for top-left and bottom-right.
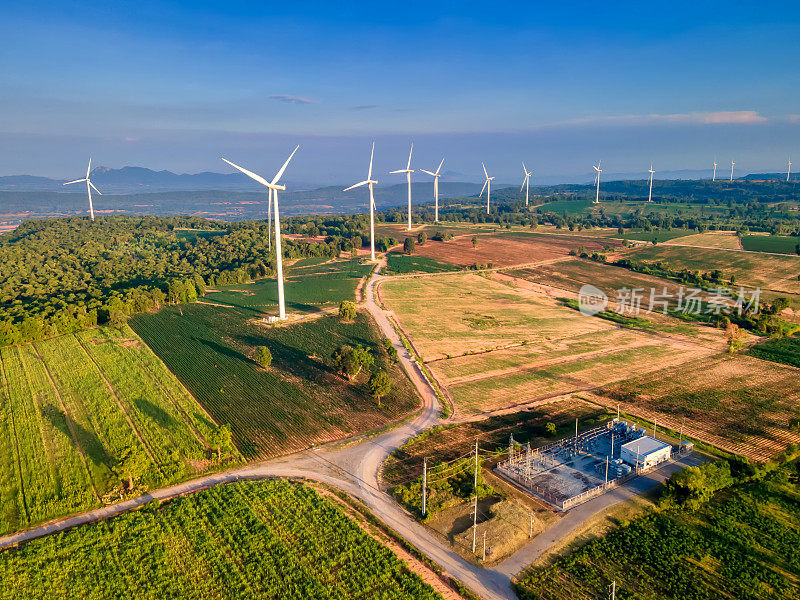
[
  {"x1": 384, "y1": 252, "x2": 461, "y2": 275},
  {"x1": 619, "y1": 228, "x2": 695, "y2": 243},
  {"x1": 206, "y1": 258, "x2": 373, "y2": 316},
  {"x1": 0, "y1": 325, "x2": 214, "y2": 535},
  {"x1": 533, "y1": 199, "x2": 594, "y2": 215},
  {"x1": 130, "y1": 306, "x2": 418, "y2": 459},
  {"x1": 622, "y1": 244, "x2": 800, "y2": 294},
  {"x1": 597, "y1": 353, "x2": 800, "y2": 460},
  {"x1": 747, "y1": 336, "x2": 800, "y2": 368},
  {"x1": 516, "y1": 459, "x2": 800, "y2": 600},
  {"x1": 0, "y1": 480, "x2": 443, "y2": 600},
  {"x1": 741, "y1": 234, "x2": 800, "y2": 254},
  {"x1": 663, "y1": 231, "x2": 742, "y2": 249}
]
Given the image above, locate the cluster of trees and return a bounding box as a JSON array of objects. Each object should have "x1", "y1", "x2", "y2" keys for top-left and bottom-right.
[
  {"x1": 330, "y1": 335, "x2": 393, "y2": 405},
  {"x1": 0, "y1": 216, "x2": 360, "y2": 346}
]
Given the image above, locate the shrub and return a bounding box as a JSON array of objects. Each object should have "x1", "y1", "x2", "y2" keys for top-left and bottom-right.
[
  {"x1": 255, "y1": 346, "x2": 272, "y2": 368},
  {"x1": 338, "y1": 300, "x2": 357, "y2": 320}
]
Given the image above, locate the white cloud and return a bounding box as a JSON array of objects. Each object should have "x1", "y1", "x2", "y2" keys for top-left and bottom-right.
[
  {"x1": 269, "y1": 94, "x2": 319, "y2": 105},
  {"x1": 554, "y1": 110, "x2": 769, "y2": 128}
]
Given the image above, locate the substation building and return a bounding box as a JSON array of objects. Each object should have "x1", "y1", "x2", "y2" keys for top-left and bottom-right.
[{"x1": 620, "y1": 435, "x2": 672, "y2": 469}]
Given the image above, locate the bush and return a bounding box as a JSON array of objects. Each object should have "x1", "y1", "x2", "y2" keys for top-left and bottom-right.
[
  {"x1": 369, "y1": 370, "x2": 392, "y2": 405},
  {"x1": 255, "y1": 346, "x2": 272, "y2": 368},
  {"x1": 338, "y1": 300, "x2": 357, "y2": 320},
  {"x1": 545, "y1": 422, "x2": 557, "y2": 436},
  {"x1": 403, "y1": 237, "x2": 416, "y2": 255}
]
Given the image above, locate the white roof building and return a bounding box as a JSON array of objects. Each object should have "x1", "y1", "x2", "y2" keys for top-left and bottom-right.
[{"x1": 620, "y1": 436, "x2": 671, "y2": 469}]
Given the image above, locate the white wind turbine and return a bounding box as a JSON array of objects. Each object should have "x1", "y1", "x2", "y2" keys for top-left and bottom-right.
[
  {"x1": 712, "y1": 157, "x2": 718, "y2": 182},
  {"x1": 480, "y1": 163, "x2": 495, "y2": 215},
  {"x1": 221, "y1": 146, "x2": 299, "y2": 321},
  {"x1": 344, "y1": 142, "x2": 379, "y2": 262},
  {"x1": 648, "y1": 163, "x2": 655, "y2": 202},
  {"x1": 593, "y1": 161, "x2": 603, "y2": 203},
  {"x1": 788, "y1": 157, "x2": 792, "y2": 182},
  {"x1": 420, "y1": 157, "x2": 445, "y2": 222},
  {"x1": 521, "y1": 162, "x2": 533, "y2": 207},
  {"x1": 730, "y1": 160, "x2": 735, "y2": 182},
  {"x1": 63, "y1": 158, "x2": 102, "y2": 221},
  {"x1": 390, "y1": 144, "x2": 415, "y2": 231}
]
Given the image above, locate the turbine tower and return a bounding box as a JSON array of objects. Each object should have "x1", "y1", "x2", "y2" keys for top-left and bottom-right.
[
  {"x1": 222, "y1": 146, "x2": 299, "y2": 321},
  {"x1": 480, "y1": 163, "x2": 495, "y2": 215},
  {"x1": 420, "y1": 158, "x2": 444, "y2": 222},
  {"x1": 730, "y1": 160, "x2": 735, "y2": 182},
  {"x1": 648, "y1": 163, "x2": 655, "y2": 202},
  {"x1": 593, "y1": 161, "x2": 603, "y2": 204},
  {"x1": 63, "y1": 158, "x2": 102, "y2": 221},
  {"x1": 788, "y1": 157, "x2": 792, "y2": 182},
  {"x1": 712, "y1": 157, "x2": 718, "y2": 182},
  {"x1": 390, "y1": 144, "x2": 414, "y2": 231},
  {"x1": 521, "y1": 162, "x2": 533, "y2": 207},
  {"x1": 344, "y1": 143, "x2": 379, "y2": 262}
]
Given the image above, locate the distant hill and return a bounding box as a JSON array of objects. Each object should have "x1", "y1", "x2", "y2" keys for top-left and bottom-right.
[{"x1": 743, "y1": 172, "x2": 799, "y2": 181}]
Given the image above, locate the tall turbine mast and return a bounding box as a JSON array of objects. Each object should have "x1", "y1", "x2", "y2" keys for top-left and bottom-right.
[
  {"x1": 222, "y1": 146, "x2": 299, "y2": 321},
  {"x1": 420, "y1": 157, "x2": 444, "y2": 222},
  {"x1": 730, "y1": 160, "x2": 735, "y2": 182},
  {"x1": 390, "y1": 144, "x2": 414, "y2": 231},
  {"x1": 713, "y1": 157, "x2": 717, "y2": 182},
  {"x1": 521, "y1": 162, "x2": 533, "y2": 207},
  {"x1": 593, "y1": 161, "x2": 603, "y2": 204},
  {"x1": 344, "y1": 142, "x2": 379, "y2": 261},
  {"x1": 63, "y1": 157, "x2": 102, "y2": 221},
  {"x1": 648, "y1": 163, "x2": 655, "y2": 203},
  {"x1": 788, "y1": 157, "x2": 792, "y2": 182},
  {"x1": 480, "y1": 163, "x2": 495, "y2": 215}
]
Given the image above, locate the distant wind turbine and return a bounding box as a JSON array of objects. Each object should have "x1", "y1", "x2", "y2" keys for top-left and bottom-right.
[
  {"x1": 222, "y1": 146, "x2": 299, "y2": 321},
  {"x1": 648, "y1": 163, "x2": 655, "y2": 202},
  {"x1": 390, "y1": 144, "x2": 414, "y2": 231},
  {"x1": 788, "y1": 157, "x2": 792, "y2": 182},
  {"x1": 344, "y1": 142, "x2": 378, "y2": 261},
  {"x1": 480, "y1": 163, "x2": 495, "y2": 215},
  {"x1": 730, "y1": 160, "x2": 735, "y2": 182},
  {"x1": 63, "y1": 158, "x2": 101, "y2": 221},
  {"x1": 420, "y1": 158, "x2": 445, "y2": 222},
  {"x1": 712, "y1": 157, "x2": 718, "y2": 182},
  {"x1": 593, "y1": 161, "x2": 602, "y2": 204},
  {"x1": 521, "y1": 162, "x2": 533, "y2": 207}
]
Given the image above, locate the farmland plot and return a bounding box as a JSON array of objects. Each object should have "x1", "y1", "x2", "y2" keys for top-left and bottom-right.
[
  {"x1": 0, "y1": 480, "x2": 443, "y2": 600},
  {"x1": 0, "y1": 326, "x2": 214, "y2": 535}
]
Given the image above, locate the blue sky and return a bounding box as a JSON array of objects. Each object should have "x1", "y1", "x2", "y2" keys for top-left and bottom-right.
[{"x1": 1, "y1": 1, "x2": 799, "y2": 183}]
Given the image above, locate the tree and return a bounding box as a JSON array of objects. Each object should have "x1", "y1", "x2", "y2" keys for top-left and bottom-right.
[
  {"x1": 369, "y1": 370, "x2": 392, "y2": 406},
  {"x1": 545, "y1": 422, "x2": 557, "y2": 436},
  {"x1": 382, "y1": 337, "x2": 398, "y2": 362},
  {"x1": 114, "y1": 447, "x2": 148, "y2": 490},
  {"x1": 256, "y1": 346, "x2": 272, "y2": 368},
  {"x1": 472, "y1": 236, "x2": 478, "y2": 248},
  {"x1": 404, "y1": 237, "x2": 416, "y2": 255},
  {"x1": 417, "y1": 231, "x2": 427, "y2": 245},
  {"x1": 332, "y1": 344, "x2": 373, "y2": 380},
  {"x1": 339, "y1": 300, "x2": 357, "y2": 320},
  {"x1": 207, "y1": 424, "x2": 233, "y2": 461}
]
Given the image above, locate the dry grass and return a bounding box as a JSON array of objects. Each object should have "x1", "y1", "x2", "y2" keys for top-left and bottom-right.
[{"x1": 662, "y1": 231, "x2": 743, "y2": 249}]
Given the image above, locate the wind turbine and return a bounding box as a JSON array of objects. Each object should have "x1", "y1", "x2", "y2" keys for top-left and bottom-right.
[
  {"x1": 788, "y1": 157, "x2": 792, "y2": 182},
  {"x1": 521, "y1": 162, "x2": 533, "y2": 207},
  {"x1": 593, "y1": 161, "x2": 603, "y2": 204},
  {"x1": 648, "y1": 163, "x2": 655, "y2": 202},
  {"x1": 712, "y1": 157, "x2": 718, "y2": 182},
  {"x1": 390, "y1": 144, "x2": 415, "y2": 231},
  {"x1": 221, "y1": 146, "x2": 299, "y2": 321},
  {"x1": 730, "y1": 160, "x2": 735, "y2": 182},
  {"x1": 344, "y1": 142, "x2": 378, "y2": 262},
  {"x1": 420, "y1": 157, "x2": 444, "y2": 222},
  {"x1": 63, "y1": 158, "x2": 102, "y2": 221},
  {"x1": 480, "y1": 163, "x2": 495, "y2": 215}
]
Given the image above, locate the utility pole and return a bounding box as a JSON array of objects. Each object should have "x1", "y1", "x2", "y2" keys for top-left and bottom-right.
[
  {"x1": 422, "y1": 457, "x2": 427, "y2": 517},
  {"x1": 474, "y1": 440, "x2": 479, "y2": 492},
  {"x1": 609, "y1": 580, "x2": 616, "y2": 600},
  {"x1": 679, "y1": 418, "x2": 684, "y2": 447},
  {"x1": 605, "y1": 456, "x2": 609, "y2": 486},
  {"x1": 653, "y1": 419, "x2": 658, "y2": 441},
  {"x1": 617, "y1": 404, "x2": 620, "y2": 420},
  {"x1": 635, "y1": 443, "x2": 641, "y2": 471},
  {"x1": 472, "y1": 495, "x2": 478, "y2": 552},
  {"x1": 575, "y1": 418, "x2": 578, "y2": 449},
  {"x1": 530, "y1": 511, "x2": 534, "y2": 538},
  {"x1": 483, "y1": 531, "x2": 486, "y2": 561}
]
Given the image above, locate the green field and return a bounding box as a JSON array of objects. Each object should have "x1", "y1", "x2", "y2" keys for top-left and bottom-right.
[
  {"x1": 516, "y1": 459, "x2": 800, "y2": 600},
  {"x1": 0, "y1": 325, "x2": 215, "y2": 535},
  {"x1": 206, "y1": 259, "x2": 373, "y2": 316},
  {"x1": 0, "y1": 480, "x2": 442, "y2": 600},
  {"x1": 534, "y1": 199, "x2": 594, "y2": 215},
  {"x1": 130, "y1": 306, "x2": 417, "y2": 459},
  {"x1": 384, "y1": 253, "x2": 461, "y2": 275},
  {"x1": 741, "y1": 234, "x2": 800, "y2": 255},
  {"x1": 747, "y1": 336, "x2": 800, "y2": 368}
]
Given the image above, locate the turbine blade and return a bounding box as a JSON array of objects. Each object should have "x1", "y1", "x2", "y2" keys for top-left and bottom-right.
[
  {"x1": 63, "y1": 178, "x2": 87, "y2": 186},
  {"x1": 343, "y1": 180, "x2": 369, "y2": 192},
  {"x1": 271, "y1": 145, "x2": 299, "y2": 185},
  {"x1": 389, "y1": 169, "x2": 406, "y2": 174},
  {"x1": 86, "y1": 157, "x2": 92, "y2": 179},
  {"x1": 89, "y1": 181, "x2": 102, "y2": 195},
  {"x1": 221, "y1": 158, "x2": 271, "y2": 187},
  {"x1": 368, "y1": 142, "x2": 375, "y2": 180},
  {"x1": 480, "y1": 180, "x2": 488, "y2": 197},
  {"x1": 407, "y1": 143, "x2": 413, "y2": 170},
  {"x1": 522, "y1": 161, "x2": 527, "y2": 173},
  {"x1": 419, "y1": 169, "x2": 436, "y2": 176},
  {"x1": 436, "y1": 157, "x2": 444, "y2": 174},
  {"x1": 482, "y1": 162, "x2": 488, "y2": 179}
]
